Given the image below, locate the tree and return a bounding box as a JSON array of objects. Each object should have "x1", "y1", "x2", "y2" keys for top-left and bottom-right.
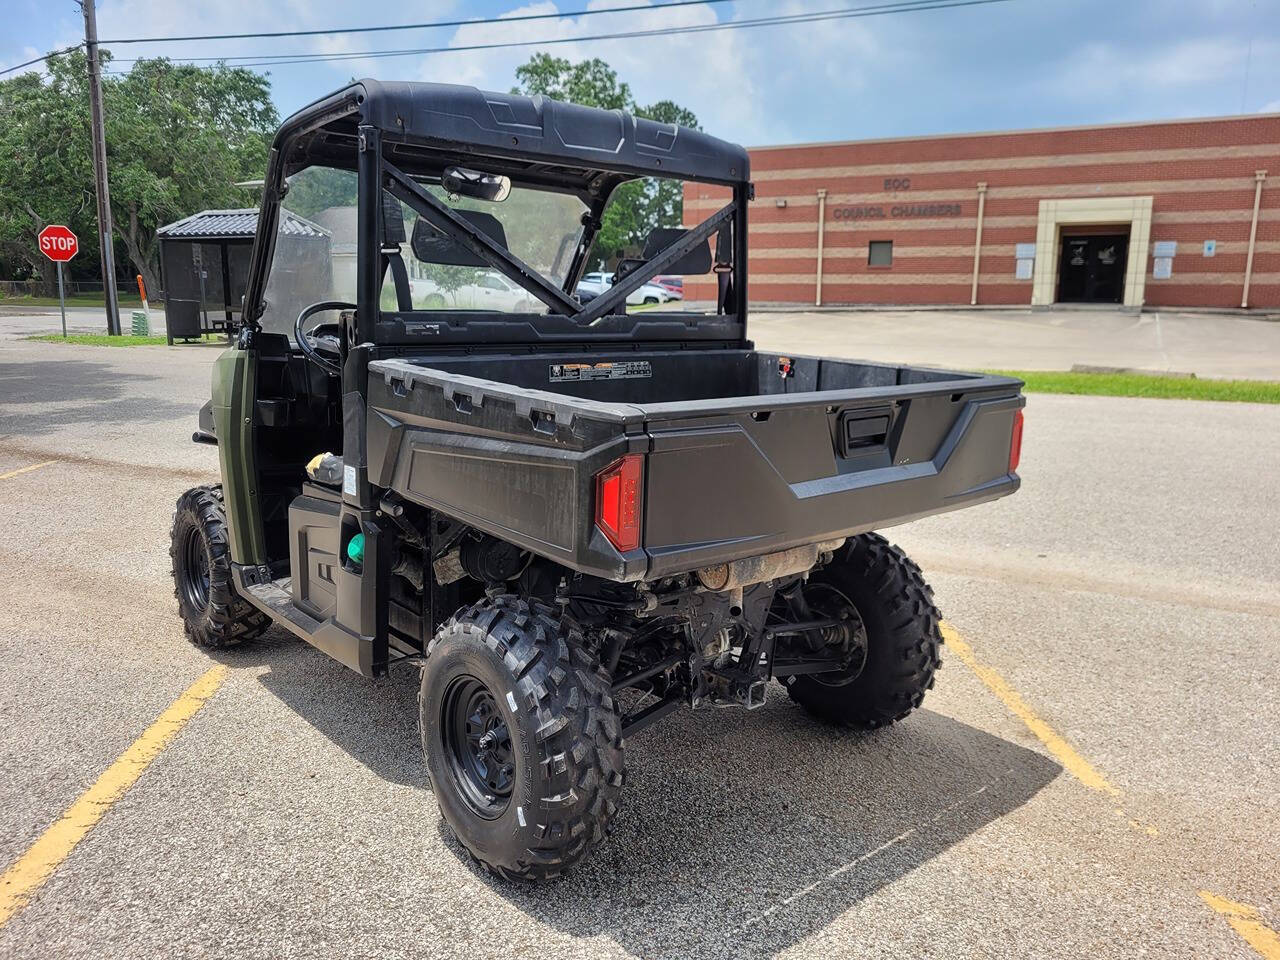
[
  {"x1": 105, "y1": 58, "x2": 277, "y2": 296},
  {"x1": 284, "y1": 166, "x2": 357, "y2": 220},
  {"x1": 511, "y1": 55, "x2": 700, "y2": 270},
  {"x1": 514, "y1": 54, "x2": 632, "y2": 111},
  {"x1": 0, "y1": 52, "x2": 96, "y2": 294},
  {"x1": 0, "y1": 53, "x2": 277, "y2": 297},
  {"x1": 415, "y1": 263, "x2": 480, "y2": 308}
]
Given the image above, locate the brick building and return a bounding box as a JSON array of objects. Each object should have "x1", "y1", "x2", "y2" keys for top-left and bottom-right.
[{"x1": 683, "y1": 113, "x2": 1278, "y2": 310}]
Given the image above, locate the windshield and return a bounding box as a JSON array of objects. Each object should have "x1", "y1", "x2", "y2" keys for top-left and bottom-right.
[
  {"x1": 256, "y1": 166, "x2": 588, "y2": 336},
  {"x1": 258, "y1": 166, "x2": 357, "y2": 340},
  {"x1": 391, "y1": 184, "x2": 586, "y2": 313}
]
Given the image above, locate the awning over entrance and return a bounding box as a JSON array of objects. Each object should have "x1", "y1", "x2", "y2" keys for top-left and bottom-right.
[{"x1": 1030, "y1": 196, "x2": 1152, "y2": 308}]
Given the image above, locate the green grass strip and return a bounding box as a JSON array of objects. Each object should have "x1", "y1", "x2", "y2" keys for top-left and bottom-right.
[
  {"x1": 989, "y1": 370, "x2": 1280, "y2": 404},
  {"x1": 24, "y1": 333, "x2": 222, "y2": 347}
]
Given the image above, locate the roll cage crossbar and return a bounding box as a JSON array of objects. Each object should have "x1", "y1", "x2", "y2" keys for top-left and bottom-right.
[
  {"x1": 383, "y1": 162, "x2": 581, "y2": 317},
  {"x1": 383, "y1": 157, "x2": 737, "y2": 325}
]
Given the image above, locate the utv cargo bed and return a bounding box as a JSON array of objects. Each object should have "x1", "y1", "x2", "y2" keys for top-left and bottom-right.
[{"x1": 367, "y1": 349, "x2": 1023, "y2": 581}]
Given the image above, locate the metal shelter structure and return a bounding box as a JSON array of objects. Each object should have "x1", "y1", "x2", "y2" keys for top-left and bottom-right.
[{"x1": 158, "y1": 209, "x2": 329, "y2": 344}]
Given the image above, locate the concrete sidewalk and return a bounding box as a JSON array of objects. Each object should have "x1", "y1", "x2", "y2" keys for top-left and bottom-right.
[
  {"x1": 748, "y1": 307, "x2": 1280, "y2": 381},
  {"x1": 0, "y1": 305, "x2": 169, "y2": 338},
  {"x1": 4, "y1": 303, "x2": 1278, "y2": 380}
]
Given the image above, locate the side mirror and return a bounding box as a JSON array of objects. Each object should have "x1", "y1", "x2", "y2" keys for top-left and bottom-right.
[{"x1": 442, "y1": 166, "x2": 511, "y2": 202}]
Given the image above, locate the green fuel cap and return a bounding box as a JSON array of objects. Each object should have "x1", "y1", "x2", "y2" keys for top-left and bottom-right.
[{"x1": 346, "y1": 532, "x2": 365, "y2": 565}]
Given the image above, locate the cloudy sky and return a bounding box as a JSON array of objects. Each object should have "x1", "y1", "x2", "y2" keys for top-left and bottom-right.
[{"x1": 3, "y1": 0, "x2": 1278, "y2": 145}]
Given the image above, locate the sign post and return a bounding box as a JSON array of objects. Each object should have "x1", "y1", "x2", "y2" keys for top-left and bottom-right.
[
  {"x1": 38, "y1": 226, "x2": 80, "y2": 339},
  {"x1": 56, "y1": 262, "x2": 67, "y2": 338}
]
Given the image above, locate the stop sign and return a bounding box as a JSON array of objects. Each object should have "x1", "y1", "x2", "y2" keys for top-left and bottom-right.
[{"x1": 38, "y1": 225, "x2": 79, "y2": 262}]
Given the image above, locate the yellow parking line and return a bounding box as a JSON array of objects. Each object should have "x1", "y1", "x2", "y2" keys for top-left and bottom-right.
[
  {"x1": 941, "y1": 623, "x2": 1119, "y2": 797},
  {"x1": 0, "y1": 461, "x2": 56, "y2": 482},
  {"x1": 0, "y1": 666, "x2": 227, "y2": 928},
  {"x1": 1200, "y1": 892, "x2": 1280, "y2": 959},
  {"x1": 944, "y1": 622, "x2": 1280, "y2": 956}
]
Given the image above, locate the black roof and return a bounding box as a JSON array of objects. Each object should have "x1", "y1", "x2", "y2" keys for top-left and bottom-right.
[
  {"x1": 277, "y1": 79, "x2": 750, "y2": 186},
  {"x1": 158, "y1": 208, "x2": 328, "y2": 241}
]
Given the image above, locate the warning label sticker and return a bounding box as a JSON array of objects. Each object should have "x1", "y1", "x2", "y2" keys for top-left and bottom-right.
[{"x1": 549, "y1": 361, "x2": 652, "y2": 383}]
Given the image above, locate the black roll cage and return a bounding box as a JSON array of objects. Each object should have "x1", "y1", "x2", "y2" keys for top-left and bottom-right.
[{"x1": 242, "y1": 90, "x2": 752, "y2": 348}]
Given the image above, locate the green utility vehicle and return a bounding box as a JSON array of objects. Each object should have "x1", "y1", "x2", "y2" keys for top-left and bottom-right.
[{"x1": 170, "y1": 80, "x2": 1025, "y2": 881}]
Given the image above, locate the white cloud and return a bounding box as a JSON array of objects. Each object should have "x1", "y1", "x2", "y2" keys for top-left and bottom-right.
[
  {"x1": 82, "y1": 0, "x2": 462, "y2": 77},
  {"x1": 28, "y1": 0, "x2": 1266, "y2": 145},
  {"x1": 398, "y1": 0, "x2": 883, "y2": 144}
]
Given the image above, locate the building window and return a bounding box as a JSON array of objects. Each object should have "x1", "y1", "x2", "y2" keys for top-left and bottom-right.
[{"x1": 868, "y1": 240, "x2": 893, "y2": 267}]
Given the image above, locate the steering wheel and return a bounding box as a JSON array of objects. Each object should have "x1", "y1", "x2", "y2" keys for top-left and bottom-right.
[{"x1": 295, "y1": 301, "x2": 354, "y2": 376}]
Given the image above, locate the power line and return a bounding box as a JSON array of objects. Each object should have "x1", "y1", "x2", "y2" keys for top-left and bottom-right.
[
  {"x1": 108, "y1": 0, "x2": 1012, "y2": 69},
  {"x1": 5, "y1": 0, "x2": 742, "y2": 77},
  {"x1": 0, "y1": 43, "x2": 83, "y2": 78},
  {"x1": 98, "y1": 0, "x2": 741, "y2": 44}
]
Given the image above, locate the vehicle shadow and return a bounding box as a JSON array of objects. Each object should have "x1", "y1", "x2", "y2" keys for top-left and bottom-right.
[
  {"x1": 224, "y1": 630, "x2": 1060, "y2": 960},
  {"x1": 221, "y1": 627, "x2": 427, "y2": 787},
  {"x1": 0, "y1": 358, "x2": 193, "y2": 436}
]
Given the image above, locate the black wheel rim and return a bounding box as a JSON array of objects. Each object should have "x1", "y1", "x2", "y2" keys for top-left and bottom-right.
[
  {"x1": 441, "y1": 676, "x2": 514, "y2": 819},
  {"x1": 180, "y1": 527, "x2": 211, "y2": 613}
]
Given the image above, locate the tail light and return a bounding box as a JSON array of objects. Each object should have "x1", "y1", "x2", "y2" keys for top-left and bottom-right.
[
  {"x1": 595, "y1": 454, "x2": 644, "y2": 552},
  {"x1": 1009, "y1": 409, "x2": 1024, "y2": 473}
]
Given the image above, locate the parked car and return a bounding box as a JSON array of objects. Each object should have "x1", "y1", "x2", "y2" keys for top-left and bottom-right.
[
  {"x1": 577, "y1": 273, "x2": 673, "y2": 305},
  {"x1": 653, "y1": 275, "x2": 684, "y2": 298},
  {"x1": 412, "y1": 271, "x2": 540, "y2": 311}
]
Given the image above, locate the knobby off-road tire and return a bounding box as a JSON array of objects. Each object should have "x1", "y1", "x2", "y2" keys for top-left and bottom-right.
[
  {"x1": 786, "y1": 533, "x2": 943, "y2": 729},
  {"x1": 420, "y1": 595, "x2": 625, "y2": 882},
  {"x1": 170, "y1": 485, "x2": 270, "y2": 649}
]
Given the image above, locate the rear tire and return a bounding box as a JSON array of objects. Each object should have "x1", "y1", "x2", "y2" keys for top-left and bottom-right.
[
  {"x1": 785, "y1": 533, "x2": 942, "y2": 729},
  {"x1": 420, "y1": 595, "x2": 625, "y2": 882},
  {"x1": 170, "y1": 485, "x2": 270, "y2": 649}
]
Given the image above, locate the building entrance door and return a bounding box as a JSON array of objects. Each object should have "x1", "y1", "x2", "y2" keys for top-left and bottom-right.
[{"x1": 1057, "y1": 232, "x2": 1129, "y2": 303}]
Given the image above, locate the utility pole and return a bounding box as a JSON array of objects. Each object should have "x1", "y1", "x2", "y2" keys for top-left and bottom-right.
[{"x1": 81, "y1": 0, "x2": 121, "y2": 336}]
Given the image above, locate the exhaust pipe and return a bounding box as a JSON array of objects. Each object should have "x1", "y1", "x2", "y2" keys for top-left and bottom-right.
[{"x1": 696, "y1": 539, "x2": 846, "y2": 592}]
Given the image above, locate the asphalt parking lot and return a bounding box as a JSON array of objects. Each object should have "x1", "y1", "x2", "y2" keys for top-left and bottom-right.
[{"x1": 0, "y1": 321, "x2": 1277, "y2": 959}]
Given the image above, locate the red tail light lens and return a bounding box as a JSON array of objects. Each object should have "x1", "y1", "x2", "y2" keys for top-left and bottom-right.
[
  {"x1": 595, "y1": 454, "x2": 644, "y2": 552},
  {"x1": 1009, "y1": 409, "x2": 1024, "y2": 473}
]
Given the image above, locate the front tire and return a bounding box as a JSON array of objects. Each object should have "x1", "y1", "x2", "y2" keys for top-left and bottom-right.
[
  {"x1": 785, "y1": 534, "x2": 942, "y2": 729},
  {"x1": 170, "y1": 485, "x2": 270, "y2": 649},
  {"x1": 420, "y1": 596, "x2": 625, "y2": 882}
]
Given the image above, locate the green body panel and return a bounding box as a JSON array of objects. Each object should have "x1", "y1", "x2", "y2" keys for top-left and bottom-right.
[{"x1": 211, "y1": 347, "x2": 267, "y2": 565}]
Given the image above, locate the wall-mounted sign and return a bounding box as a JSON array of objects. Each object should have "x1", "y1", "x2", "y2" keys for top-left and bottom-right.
[
  {"x1": 1015, "y1": 243, "x2": 1037, "y2": 259},
  {"x1": 1203, "y1": 239, "x2": 1216, "y2": 257},
  {"x1": 1153, "y1": 257, "x2": 1173, "y2": 279},
  {"x1": 1153, "y1": 240, "x2": 1177, "y2": 258},
  {"x1": 1015, "y1": 259, "x2": 1034, "y2": 280},
  {"x1": 832, "y1": 204, "x2": 962, "y2": 220}
]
